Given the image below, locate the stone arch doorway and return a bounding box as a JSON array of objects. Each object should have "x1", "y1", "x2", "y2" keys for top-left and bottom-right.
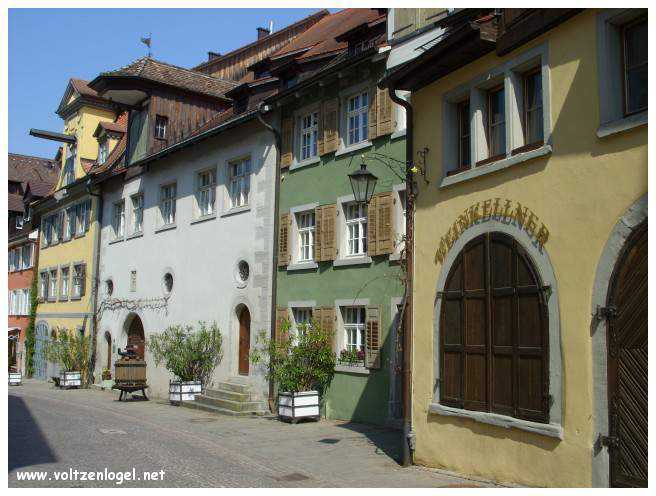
[
  {"x1": 125, "y1": 314, "x2": 145, "y2": 359},
  {"x1": 605, "y1": 221, "x2": 647, "y2": 487},
  {"x1": 237, "y1": 305, "x2": 251, "y2": 376},
  {"x1": 104, "y1": 331, "x2": 112, "y2": 370}
]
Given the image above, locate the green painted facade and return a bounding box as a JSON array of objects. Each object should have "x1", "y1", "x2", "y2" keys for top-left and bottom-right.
[{"x1": 276, "y1": 60, "x2": 406, "y2": 426}]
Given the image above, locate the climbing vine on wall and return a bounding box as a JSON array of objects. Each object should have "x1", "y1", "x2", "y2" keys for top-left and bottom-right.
[
  {"x1": 97, "y1": 295, "x2": 170, "y2": 320},
  {"x1": 24, "y1": 276, "x2": 39, "y2": 377}
]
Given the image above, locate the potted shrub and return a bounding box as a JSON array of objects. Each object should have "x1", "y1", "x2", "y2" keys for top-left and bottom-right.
[
  {"x1": 148, "y1": 321, "x2": 223, "y2": 405},
  {"x1": 9, "y1": 370, "x2": 22, "y2": 386},
  {"x1": 44, "y1": 329, "x2": 90, "y2": 389},
  {"x1": 251, "y1": 320, "x2": 335, "y2": 423}
]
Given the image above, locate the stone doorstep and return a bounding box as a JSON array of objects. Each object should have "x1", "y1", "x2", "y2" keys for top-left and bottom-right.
[
  {"x1": 214, "y1": 381, "x2": 251, "y2": 394},
  {"x1": 180, "y1": 399, "x2": 267, "y2": 417},
  {"x1": 204, "y1": 388, "x2": 252, "y2": 402},
  {"x1": 194, "y1": 393, "x2": 265, "y2": 413}
]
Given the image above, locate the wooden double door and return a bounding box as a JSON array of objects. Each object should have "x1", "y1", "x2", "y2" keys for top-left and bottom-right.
[
  {"x1": 238, "y1": 307, "x2": 251, "y2": 376},
  {"x1": 607, "y1": 222, "x2": 647, "y2": 487}
]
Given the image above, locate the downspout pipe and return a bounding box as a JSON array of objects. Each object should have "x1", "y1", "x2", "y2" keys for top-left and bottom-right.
[
  {"x1": 388, "y1": 83, "x2": 414, "y2": 467},
  {"x1": 256, "y1": 101, "x2": 282, "y2": 412},
  {"x1": 86, "y1": 178, "x2": 103, "y2": 385}
]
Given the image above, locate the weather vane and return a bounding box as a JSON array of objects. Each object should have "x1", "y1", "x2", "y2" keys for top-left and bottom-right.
[{"x1": 140, "y1": 33, "x2": 152, "y2": 57}]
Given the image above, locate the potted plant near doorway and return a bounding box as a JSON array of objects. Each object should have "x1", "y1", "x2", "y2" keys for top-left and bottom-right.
[
  {"x1": 44, "y1": 328, "x2": 91, "y2": 388},
  {"x1": 148, "y1": 321, "x2": 223, "y2": 405},
  {"x1": 251, "y1": 320, "x2": 335, "y2": 423}
]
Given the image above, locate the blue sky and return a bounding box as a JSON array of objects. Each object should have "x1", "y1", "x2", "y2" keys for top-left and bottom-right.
[{"x1": 9, "y1": 8, "x2": 332, "y2": 158}]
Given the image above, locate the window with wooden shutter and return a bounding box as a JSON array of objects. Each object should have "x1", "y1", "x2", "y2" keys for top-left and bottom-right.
[
  {"x1": 281, "y1": 117, "x2": 294, "y2": 168},
  {"x1": 318, "y1": 306, "x2": 335, "y2": 334},
  {"x1": 376, "y1": 86, "x2": 393, "y2": 137},
  {"x1": 365, "y1": 305, "x2": 381, "y2": 369},
  {"x1": 315, "y1": 204, "x2": 337, "y2": 262},
  {"x1": 440, "y1": 232, "x2": 549, "y2": 423},
  {"x1": 275, "y1": 307, "x2": 289, "y2": 342},
  {"x1": 278, "y1": 213, "x2": 291, "y2": 266},
  {"x1": 322, "y1": 98, "x2": 339, "y2": 154},
  {"x1": 367, "y1": 195, "x2": 379, "y2": 256}
]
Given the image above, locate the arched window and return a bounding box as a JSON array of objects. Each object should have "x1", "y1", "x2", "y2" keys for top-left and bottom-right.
[{"x1": 440, "y1": 232, "x2": 549, "y2": 423}]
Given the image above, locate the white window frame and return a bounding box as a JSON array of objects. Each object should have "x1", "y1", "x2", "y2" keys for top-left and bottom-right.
[
  {"x1": 48, "y1": 269, "x2": 58, "y2": 301},
  {"x1": 440, "y1": 43, "x2": 552, "y2": 187},
  {"x1": 98, "y1": 139, "x2": 109, "y2": 163},
  {"x1": 299, "y1": 110, "x2": 319, "y2": 162},
  {"x1": 227, "y1": 156, "x2": 251, "y2": 210},
  {"x1": 131, "y1": 193, "x2": 144, "y2": 234},
  {"x1": 344, "y1": 202, "x2": 367, "y2": 257},
  {"x1": 345, "y1": 90, "x2": 369, "y2": 146},
  {"x1": 76, "y1": 200, "x2": 90, "y2": 236},
  {"x1": 196, "y1": 168, "x2": 217, "y2": 218},
  {"x1": 60, "y1": 266, "x2": 70, "y2": 300},
  {"x1": 62, "y1": 144, "x2": 76, "y2": 186},
  {"x1": 390, "y1": 184, "x2": 407, "y2": 260},
  {"x1": 112, "y1": 200, "x2": 125, "y2": 239},
  {"x1": 596, "y1": 9, "x2": 648, "y2": 138},
  {"x1": 340, "y1": 306, "x2": 366, "y2": 354},
  {"x1": 296, "y1": 211, "x2": 316, "y2": 263},
  {"x1": 159, "y1": 183, "x2": 177, "y2": 226},
  {"x1": 154, "y1": 115, "x2": 168, "y2": 140},
  {"x1": 39, "y1": 271, "x2": 48, "y2": 300},
  {"x1": 72, "y1": 264, "x2": 84, "y2": 299},
  {"x1": 15, "y1": 215, "x2": 24, "y2": 230},
  {"x1": 337, "y1": 82, "x2": 374, "y2": 156}
]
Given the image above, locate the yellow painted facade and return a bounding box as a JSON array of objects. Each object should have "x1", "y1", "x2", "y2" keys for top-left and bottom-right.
[
  {"x1": 35, "y1": 89, "x2": 116, "y2": 340},
  {"x1": 409, "y1": 10, "x2": 647, "y2": 487}
]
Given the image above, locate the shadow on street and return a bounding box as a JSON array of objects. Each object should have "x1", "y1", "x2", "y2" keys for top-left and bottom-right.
[{"x1": 8, "y1": 393, "x2": 58, "y2": 471}]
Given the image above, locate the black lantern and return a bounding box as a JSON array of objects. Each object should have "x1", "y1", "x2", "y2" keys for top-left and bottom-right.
[{"x1": 348, "y1": 159, "x2": 378, "y2": 205}]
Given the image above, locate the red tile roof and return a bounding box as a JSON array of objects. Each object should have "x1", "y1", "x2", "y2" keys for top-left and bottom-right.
[
  {"x1": 9, "y1": 194, "x2": 24, "y2": 213},
  {"x1": 70, "y1": 78, "x2": 101, "y2": 98},
  {"x1": 96, "y1": 57, "x2": 237, "y2": 99},
  {"x1": 8, "y1": 153, "x2": 59, "y2": 185}
]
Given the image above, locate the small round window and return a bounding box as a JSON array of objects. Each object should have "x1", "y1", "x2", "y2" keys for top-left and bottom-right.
[
  {"x1": 163, "y1": 273, "x2": 174, "y2": 294},
  {"x1": 237, "y1": 261, "x2": 250, "y2": 283},
  {"x1": 105, "y1": 279, "x2": 114, "y2": 296}
]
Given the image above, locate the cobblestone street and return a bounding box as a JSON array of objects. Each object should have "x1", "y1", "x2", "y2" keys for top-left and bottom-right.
[{"x1": 9, "y1": 380, "x2": 498, "y2": 488}]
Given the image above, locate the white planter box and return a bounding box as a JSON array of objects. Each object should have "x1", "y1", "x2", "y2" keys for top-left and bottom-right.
[
  {"x1": 9, "y1": 372, "x2": 22, "y2": 386},
  {"x1": 169, "y1": 381, "x2": 202, "y2": 404},
  {"x1": 60, "y1": 371, "x2": 81, "y2": 388},
  {"x1": 278, "y1": 391, "x2": 320, "y2": 422}
]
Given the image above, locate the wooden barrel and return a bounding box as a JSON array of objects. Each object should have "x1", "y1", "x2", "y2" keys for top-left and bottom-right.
[{"x1": 114, "y1": 358, "x2": 147, "y2": 385}]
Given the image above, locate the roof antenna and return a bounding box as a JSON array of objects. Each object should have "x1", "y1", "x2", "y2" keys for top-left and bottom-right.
[{"x1": 140, "y1": 33, "x2": 152, "y2": 57}]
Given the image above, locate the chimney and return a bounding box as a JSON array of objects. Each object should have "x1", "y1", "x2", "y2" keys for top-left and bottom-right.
[
  {"x1": 257, "y1": 27, "x2": 270, "y2": 40},
  {"x1": 207, "y1": 51, "x2": 222, "y2": 61}
]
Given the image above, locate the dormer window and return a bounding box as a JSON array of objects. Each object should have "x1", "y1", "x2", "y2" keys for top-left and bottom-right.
[
  {"x1": 154, "y1": 115, "x2": 168, "y2": 140},
  {"x1": 98, "y1": 139, "x2": 109, "y2": 163}
]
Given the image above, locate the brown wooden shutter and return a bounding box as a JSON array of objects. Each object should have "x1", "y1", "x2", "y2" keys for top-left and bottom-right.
[
  {"x1": 278, "y1": 213, "x2": 291, "y2": 266},
  {"x1": 322, "y1": 98, "x2": 339, "y2": 154},
  {"x1": 315, "y1": 204, "x2": 337, "y2": 262},
  {"x1": 80, "y1": 264, "x2": 87, "y2": 297},
  {"x1": 367, "y1": 195, "x2": 379, "y2": 256},
  {"x1": 376, "y1": 86, "x2": 393, "y2": 137},
  {"x1": 368, "y1": 87, "x2": 378, "y2": 139},
  {"x1": 318, "y1": 306, "x2": 335, "y2": 334},
  {"x1": 365, "y1": 305, "x2": 381, "y2": 369},
  {"x1": 375, "y1": 192, "x2": 395, "y2": 255},
  {"x1": 275, "y1": 307, "x2": 289, "y2": 342},
  {"x1": 281, "y1": 117, "x2": 294, "y2": 168}
]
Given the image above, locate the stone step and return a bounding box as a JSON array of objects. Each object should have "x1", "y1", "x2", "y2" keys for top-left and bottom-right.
[
  {"x1": 194, "y1": 394, "x2": 265, "y2": 413},
  {"x1": 204, "y1": 388, "x2": 252, "y2": 402},
  {"x1": 180, "y1": 400, "x2": 265, "y2": 417},
  {"x1": 214, "y1": 381, "x2": 250, "y2": 394}
]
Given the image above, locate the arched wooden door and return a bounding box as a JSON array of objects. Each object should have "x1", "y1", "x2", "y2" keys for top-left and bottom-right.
[
  {"x1": 607, "y1": 222, "x2": 647, "y2": 487},
  {"x1": 238, "y1": 307, "x2": 251, "y2": 376},
  {"x1": 127, "y1": 316, "x2": 145, "y2": 359}
]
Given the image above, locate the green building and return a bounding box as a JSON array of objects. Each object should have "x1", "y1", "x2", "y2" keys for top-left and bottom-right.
[{"x1": 266, "y1": 9, "x2": 408, "y2": 426}]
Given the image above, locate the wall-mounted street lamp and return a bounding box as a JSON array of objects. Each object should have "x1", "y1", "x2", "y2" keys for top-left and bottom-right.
[{"x1": 348, "y1": 157, "x2": 378, "y2": 205}]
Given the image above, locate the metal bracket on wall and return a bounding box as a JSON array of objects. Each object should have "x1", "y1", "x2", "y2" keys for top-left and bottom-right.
[{"x1": 595, "y1": 305, "x2": 618, "y2": 321}]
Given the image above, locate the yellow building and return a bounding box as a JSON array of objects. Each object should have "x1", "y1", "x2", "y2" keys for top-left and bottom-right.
[
  {"x1": 385, "y1": 8, "x2": 647, "y2": 487},
  {"x1": 29, "y1": 79, "x2": 121, "y2": 381}
]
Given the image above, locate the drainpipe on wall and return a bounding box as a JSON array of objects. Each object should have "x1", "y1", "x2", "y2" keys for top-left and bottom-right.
[
  {"x1": 86, "y1": 179, "x2": 103, "y2": 385},
  {"x1": 388, "y1": 83, "x2": 414, "y2": 467},
  {"x1": 256, "y1": 101, "x2": 282, "y2": 413}
]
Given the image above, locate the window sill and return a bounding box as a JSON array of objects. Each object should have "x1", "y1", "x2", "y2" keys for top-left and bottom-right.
[
  {"x1": 109, "y1": 237, "x2": 125, "y2": 245},
  {"x1": 335, "y1": 364, "x2": 370, "y2": 375},
  {"x1": 46, "y1": 298, "x2": 57, "y2": 303},
  {"x1": 334, "y1": 141, "x2": 373, "y2": 158},
  {"x1": 58, "y1": 297, "x2": 69, "y2": 302},
  {"x1": 155, "y1": 223, "x2": 177, "y2": 234},
  {"x1": 190, "y1": 213, "x2": 217, "y2": 225},
  {"x1": 441, "y1": 144, "x2": 552, "y2": 189},
  {"x1": 287, "y1": 261, "x2": 319, "y2": 272},
  {"x1": 428, "y1": 402, "x2": 563, "y2": 439},
  {"x1": 290, "y1": 156, "x2": 321, "y2": 171},
  {"x1": 74, "y1": 232, "x2": 86, "y2": 239},
  {"x1": 70, "y1": 296, "x2": 82, "y2": 301},
  {"x1": 221, "y1": 205, "x2": 250, "y2": 218},
  {"x1": 597, "y1": 111, "x2": 647, "y2": 138},
  {"x1": 333, "y1": 255, "x2": 372, "y2": 267},
  {"x1": 126, "y1": 231, "x2": 144, "y2": 240}
]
